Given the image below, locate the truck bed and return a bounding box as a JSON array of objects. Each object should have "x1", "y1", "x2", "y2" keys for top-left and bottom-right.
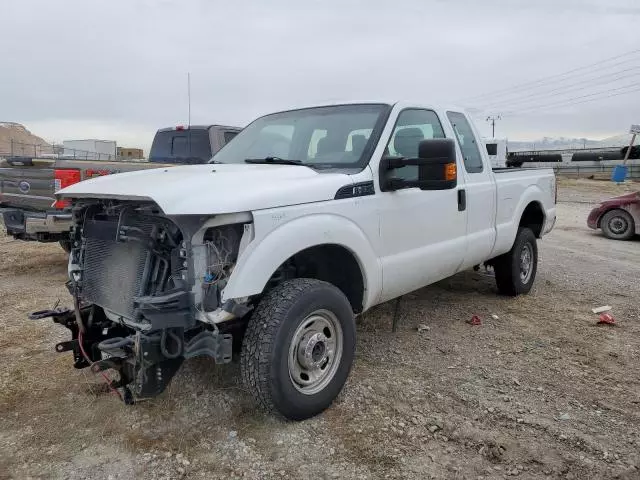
[
  {"x1": 0, "y1": 157, "x2": 184, "y2": 243},
  {"x1": 491, "y1": 166, "x2": 556, "y2": 256},
  {"x1": 492, "y1": 166, "x2": 551, "y2": 172},
  {"x1": 0, "y1": 157, "x2": 170, "y2": 210}
]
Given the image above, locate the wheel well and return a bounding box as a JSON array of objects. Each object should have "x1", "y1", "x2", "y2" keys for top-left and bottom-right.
[
  {"x1": 266, "y1": 244, "x2": 365, "y2": 313},
  {"x1": 519, "y1": 202, "x2": 544, "y2": 238},
  {"x1": 597, "y1": 207, "x2": 631, "y2": 229}
]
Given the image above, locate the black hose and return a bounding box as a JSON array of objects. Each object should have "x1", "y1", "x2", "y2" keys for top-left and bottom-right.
[
  {"x1": 87, "y1": 305, "x2": 95, "y2": 329},
  {"x1": 73, "y1": 293, "x2": 86, "y2": 334},
  {"x1": 98, "y1": 337, "x2": 134, "y2": 351},
  {"x1": 161, "y1": 329, "x2": 182, "y2": 359}
]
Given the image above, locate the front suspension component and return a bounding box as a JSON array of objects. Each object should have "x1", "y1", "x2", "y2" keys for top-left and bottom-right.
[
  {"x1": 31, "y1": 305, "x2": 233, "y2": 403},
  {"x1": 29, "y1": 306, "x2": 122, "y2": 369}
]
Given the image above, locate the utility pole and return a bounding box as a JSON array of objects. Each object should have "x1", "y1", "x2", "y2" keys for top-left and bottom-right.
[{"x1": 486, "y1": 115, "x2": 501, "y2": 138}]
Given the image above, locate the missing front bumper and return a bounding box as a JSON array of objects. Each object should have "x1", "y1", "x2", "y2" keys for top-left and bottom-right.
[{"x1": 30, "y1": 304, "x2": 232, "y2": 403}]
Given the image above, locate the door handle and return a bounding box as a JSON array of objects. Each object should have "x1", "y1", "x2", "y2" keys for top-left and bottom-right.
[{"x1": 458, "y1": 189, "x2": 466, "y2": 211}]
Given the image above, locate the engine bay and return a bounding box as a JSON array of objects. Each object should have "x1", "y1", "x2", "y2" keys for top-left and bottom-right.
[{"x1": 40, "y1": 199, "x2": 246, "y2": 402}]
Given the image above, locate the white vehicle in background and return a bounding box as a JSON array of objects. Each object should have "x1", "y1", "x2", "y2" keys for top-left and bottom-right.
[
  {"x1": 483, "y1": 138, "x2": 508, "y2": 168},
  {"x1": 45, "y1": 101, "x2": 556, "y2": 420}
]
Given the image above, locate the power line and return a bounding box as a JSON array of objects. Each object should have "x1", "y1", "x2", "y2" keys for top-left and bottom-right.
[
  {"x1": 457, "y1": 48, "x2": 640, "y2": 103},
  {"x1": 462, "y1": 50, "x2": 640, "y2": 103},
  {"x1": 501, "y1": 83, "x2": 640, "y2": 116},
  {"x1": 471, "y1": 57, "x2": 640, "y2": 102},
  {"x1": 504, "y1": 83, "x2": 640, "y2": 115},
  {"x1": 471, "y1": 66, "x2": 640, "y2": 111},
  {"x1": 471, "y1": 66, "x2": 640, "y2": 108}
]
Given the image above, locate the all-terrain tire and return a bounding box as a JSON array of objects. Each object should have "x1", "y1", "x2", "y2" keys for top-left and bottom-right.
[
  {"x1": 600, "y1": 209, "x2": 635, "y2": 240},
  {"x1": 240, "y1": 278, "x2": 356, "y2": 420},
  {"x1": 494, "y1": 227, "x2": 538, "y2": 296}
]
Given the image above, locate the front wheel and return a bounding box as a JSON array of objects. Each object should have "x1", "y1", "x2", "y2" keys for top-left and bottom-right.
[
  {"x1": 493, "y1": 227, "x2": 538, "y2": 296},
  {"x1": 600, "y1": 209, "x2": 635, "y2": 240},
  {"x1": 240, "y1": 278, "x2": 356, "y2": 420}
]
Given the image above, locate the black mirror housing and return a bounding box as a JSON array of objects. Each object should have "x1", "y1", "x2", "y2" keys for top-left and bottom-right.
[
  {"x1": 416, "y1": 138, "x2": 457, "y2": 190},
  {"x1": 379, "y1": 138, "x2": 457, "y2": 192}
]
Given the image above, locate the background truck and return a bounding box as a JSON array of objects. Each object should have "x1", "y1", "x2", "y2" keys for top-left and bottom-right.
[
  {"x1": 47, "y1": 101, "x2": 556, "y2": 420},
  {"x1": 0, "y1": 124, "x2": 241, "y2": 249}
]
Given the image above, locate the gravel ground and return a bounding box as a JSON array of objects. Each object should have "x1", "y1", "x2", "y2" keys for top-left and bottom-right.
[{"x1": 1, "y1": 179, "x2": 639, "y2": 480}]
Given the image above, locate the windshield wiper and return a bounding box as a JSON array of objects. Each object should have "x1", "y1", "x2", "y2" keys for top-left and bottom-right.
[{"x1": 244, "y1": 156, "x2": 303, "y2": 166}]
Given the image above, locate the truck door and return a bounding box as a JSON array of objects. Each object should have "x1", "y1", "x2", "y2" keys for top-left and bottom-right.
[
  {"x1": 377, "y1": 108, "x2": 467, "y2": 303},
  {"x1": 446, "y1": 112, "x2": 496, "y2": 270}
]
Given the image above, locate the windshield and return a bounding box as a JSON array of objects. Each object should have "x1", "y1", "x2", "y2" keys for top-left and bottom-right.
[
  {"x1": 149, "y1": 129, "x2": 212, "y2": 164},
  {"x1": 211, "y1": 104, "x2": 390, "y2": 168}
]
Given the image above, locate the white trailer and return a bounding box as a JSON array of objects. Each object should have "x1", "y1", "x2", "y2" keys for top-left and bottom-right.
[
  {"x1": 62, "y1": 139, "x2": 117, "y2": 160},
  {"x1": 483, "y1": 138, "x2": 507, "y2": 168}
]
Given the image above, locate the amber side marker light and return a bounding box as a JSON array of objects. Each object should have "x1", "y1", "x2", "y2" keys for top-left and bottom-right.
[{"x1": 445, "y1": 163, "x2": 457, "y2": 181}]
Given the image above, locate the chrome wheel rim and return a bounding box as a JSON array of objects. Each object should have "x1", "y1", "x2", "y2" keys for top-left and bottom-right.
[
  {"x1": 288, "y1": 309, "x2": 343, "y2": 395},
  {"x1": 520, "y1": 243, "x2": 533, "y2": 284},
  {"x1": 609, "y1": 216, "x2": 628, "y2": 235}
]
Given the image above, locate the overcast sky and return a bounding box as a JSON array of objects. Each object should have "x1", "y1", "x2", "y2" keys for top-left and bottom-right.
[{"x1": 2, "y1": 0, "x2": 639, "y2": 151}]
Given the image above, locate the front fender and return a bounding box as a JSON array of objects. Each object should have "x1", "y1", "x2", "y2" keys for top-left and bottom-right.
[{"x1": 221, "y1": 214, "x2": 382, "y2": 310}]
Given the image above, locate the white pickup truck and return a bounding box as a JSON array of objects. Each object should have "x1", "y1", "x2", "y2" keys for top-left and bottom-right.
[{"x1": 45, "y1": 102, "x2": 556, "y2": 419}]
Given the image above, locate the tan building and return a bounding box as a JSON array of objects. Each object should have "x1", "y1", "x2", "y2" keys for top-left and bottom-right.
[{"x1": 117, "y1": 147, "x2": 144, "y2": 159}]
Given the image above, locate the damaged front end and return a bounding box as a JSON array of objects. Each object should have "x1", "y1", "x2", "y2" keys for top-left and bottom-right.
[{"x1": 33, "y1": 199, "x2": 252, "y2": 402}]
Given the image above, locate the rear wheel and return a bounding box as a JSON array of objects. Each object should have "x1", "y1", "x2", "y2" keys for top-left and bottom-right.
[
  {"x1": 493, "y1": 227, "x2": 538, "y2": 296},
  {"x1": 600, "y1": 209, "x2": 635, "y2": 240},
  {"x1": 240, "y1": 278, "x2": 356, "y2": 420}
]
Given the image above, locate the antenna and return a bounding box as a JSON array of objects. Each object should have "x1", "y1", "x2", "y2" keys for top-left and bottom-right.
[{"x1": 187, "y1": 72, "x2": 191, "y2": 127}]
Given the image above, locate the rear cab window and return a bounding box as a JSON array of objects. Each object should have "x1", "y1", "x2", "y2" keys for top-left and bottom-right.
[
  {"x1": 308, "y1": 128, "x2": 373, "y2": 159},
  {"x1": 223, "y1": 131, "x2": 239, "y2": 144},
  {"x1": 446, "y1": 112, "x2": 483, "y2": 173},
  {"x1": 149, "y1": 129, "x2": 213, "y2": 164}
]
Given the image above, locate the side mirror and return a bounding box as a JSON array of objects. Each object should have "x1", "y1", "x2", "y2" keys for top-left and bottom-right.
[{"x1": 379, "y1": 138, "x2": 457, "y2": 192}]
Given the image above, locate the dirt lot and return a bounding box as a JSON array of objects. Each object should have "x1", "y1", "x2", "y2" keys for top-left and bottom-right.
[{"x1": 1, "y1": 179, "x2": 639, "y2": 480}]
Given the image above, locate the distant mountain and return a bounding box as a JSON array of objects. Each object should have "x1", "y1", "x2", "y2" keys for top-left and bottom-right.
[
  {"x1": 599, "y1": 134, "x2": 634, "y2": 146},
  {"x1": 506, "y1": 135, "x2": 633, "y2": 152},
  {"x1": 0, "y1": 122, "x2": 51, "y2": 156}
]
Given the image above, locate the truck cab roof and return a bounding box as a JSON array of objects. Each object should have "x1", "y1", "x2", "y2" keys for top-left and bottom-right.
[
  {"x1": 148, "y1": 124, "x2": 242, "y2": 164},
  {"x1": 155, "y1": 124, "x2": 242, "y2": 133}
]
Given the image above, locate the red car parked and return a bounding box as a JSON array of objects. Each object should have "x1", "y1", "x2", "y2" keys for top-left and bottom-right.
[{"x1": 587, "y1": 192, "x2": 640, "y2": 240}]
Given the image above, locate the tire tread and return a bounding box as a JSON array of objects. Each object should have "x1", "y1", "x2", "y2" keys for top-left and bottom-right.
[
  {"x1": 494, "y1": 227, "x2": 537, "y2": 296},
  {"x1": 240, "y1": 278, "x2": 345, "y2": 416}
]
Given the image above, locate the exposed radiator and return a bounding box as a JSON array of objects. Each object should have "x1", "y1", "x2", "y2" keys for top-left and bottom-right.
[{"x1": 81, "y1": 214, "x2": 155, "y2": 320}]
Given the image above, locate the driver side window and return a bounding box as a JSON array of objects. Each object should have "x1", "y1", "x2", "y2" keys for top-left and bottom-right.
[{"x1": 386, "y1": 109, "x2": 445, "y2": 180}]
